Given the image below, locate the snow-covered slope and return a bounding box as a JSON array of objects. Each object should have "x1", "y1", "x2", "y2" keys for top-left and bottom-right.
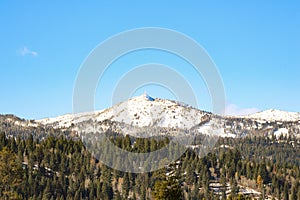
[
  {"x1": 35, "y1": 94, "x2": 300, "y2": 138},
  {"x1": 244, "y1": 109, "x2": 300, "y2": 122},
  {"x1": 37, "y1": 94, "x2": 209, "y2": 129}
]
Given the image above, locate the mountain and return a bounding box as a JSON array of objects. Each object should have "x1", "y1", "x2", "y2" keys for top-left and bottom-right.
[
  {"x1": 1, "y1": 94, "x2": 299, "y2": 139},
  {"x1": 33, "y1": 94, "x2": 300, "y2": 139},
  {"x1": 1, "y1": 94, "x2": 300, "y2": 200},
  {"x1": 37, "y1": 94, "x2": 210, "y2": 129}
]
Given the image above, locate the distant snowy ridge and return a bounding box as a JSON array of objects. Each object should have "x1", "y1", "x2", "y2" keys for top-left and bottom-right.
[{"x1": 244, "y1": 109, "x2": 300, "y2": 122}]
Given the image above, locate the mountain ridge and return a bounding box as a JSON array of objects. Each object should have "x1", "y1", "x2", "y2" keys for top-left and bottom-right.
[
  {"x1": 2, "y1": 94, "x2": 300, "y2": 139},
  {"x1": 37, "y1": 94, "x2": 300, "y2": 128}
]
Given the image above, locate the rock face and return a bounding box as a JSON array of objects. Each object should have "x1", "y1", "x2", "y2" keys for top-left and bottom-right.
[{"x1": 3, "y1": 94, "x2": 300, "y2": 138}]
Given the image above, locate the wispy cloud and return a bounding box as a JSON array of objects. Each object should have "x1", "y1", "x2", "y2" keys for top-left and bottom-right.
[
  {"x1": 225, "y1": 103, "x2": 260, "y2": 116},
  {"x1": 17, "y1": 46, "x2": 38, "y2": 57}
]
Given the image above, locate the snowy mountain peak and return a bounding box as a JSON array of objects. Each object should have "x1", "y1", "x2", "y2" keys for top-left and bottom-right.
[
  {"x1": 131, "y1": 93, "x2": 155, "y2": 102},
  {"x1": 107, "y1": 94, "x2": 208, "y2": 129},
  {"x1": 37, "y1": 94, "x2": 208, "y2": 130}
]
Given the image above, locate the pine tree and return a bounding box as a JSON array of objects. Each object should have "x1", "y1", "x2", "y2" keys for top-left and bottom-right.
[
  {"x1": 257, "y1": 175, "x2": 263, "y2": 188},
  {"x1": 42, "y1": 179, "x2": 52, "y2": 200},
  {"x1": 290, "y1": 185, "x2": 297, "y2": 200},
  {"x1": 283, "y1": 181, "x2": 289, "y2": 200},
  {"x1": 0, "y1": 147, "x2": 23, "y2": 199},
  {"x1": 122, "y1": 173, "x2": 130, "y2": 198},
  {"x1": 220, "y1": 169, "x2": 227, "y2": 200},
  {"x1": 152, "y1": 176, "x2": 183, "y2": 200},
  {"x1": 101, "y1": 182, "x2": 113, "y2": 200},
  {"x1": 230, "y1": 177, "x2": 239, "y2": 199}
]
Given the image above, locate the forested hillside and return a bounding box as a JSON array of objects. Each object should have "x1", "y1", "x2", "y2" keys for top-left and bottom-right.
[{"x1": 1, "y1": 131, "x2": 300, "y2": 200}]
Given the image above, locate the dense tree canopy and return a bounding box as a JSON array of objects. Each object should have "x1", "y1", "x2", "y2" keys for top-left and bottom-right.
[{"x1": 0, "y1": 131, "x2": 300, "y2": 199}]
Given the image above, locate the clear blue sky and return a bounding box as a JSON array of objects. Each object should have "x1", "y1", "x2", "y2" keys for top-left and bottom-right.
[{"x1": 0, "y1": 1, "x2": 299, "y2": 119}]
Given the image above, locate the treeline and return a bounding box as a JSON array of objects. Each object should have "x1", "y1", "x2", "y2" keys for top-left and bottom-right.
[{"x1": 1, "y1": 132, "x2": 300, "y2": 199}]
